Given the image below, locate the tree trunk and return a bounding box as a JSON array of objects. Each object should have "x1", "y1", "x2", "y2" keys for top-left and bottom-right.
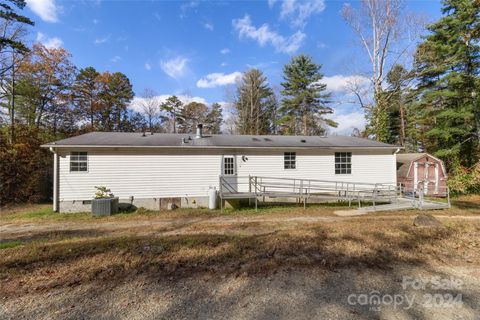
[
  {"x1": 399, "y1": 103, "x2": 406, "y2": 147},
  {"x1": 303, "y1": 113, "x2": 307, "y2": 136},
  {"x1": 90, "y1": 98, "x2": 94, "y2": 129},
  {"x1": 9, "y1": 54, "x2": 15, "y2": 145}
]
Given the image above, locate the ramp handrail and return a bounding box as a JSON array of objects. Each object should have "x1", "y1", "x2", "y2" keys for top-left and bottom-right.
[{"x1": 219, "y1": 175, "x2": 450, "y2": 211}]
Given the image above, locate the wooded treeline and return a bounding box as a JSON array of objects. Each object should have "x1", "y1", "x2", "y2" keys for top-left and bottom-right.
[
  {"x1": 0, "y1": 0, "x2": 479, "y2": 205},
  {"x1": 340, "y1": 0, "x2": 479, "y2": 193}
]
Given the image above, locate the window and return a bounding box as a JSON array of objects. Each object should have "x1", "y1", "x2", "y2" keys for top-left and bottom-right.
[
  {"x1": 284, "y1": 152, "x2": 296, "y2": 169},
  {"x1": 223, "y1": 156, "x2": 235, "y2": 175},
  {"x1": 70, "y1": 152, "x2": 88, "y2": 172},
  {"x1": 335, "y1": 152, "x2": 351, "y2": 174}
]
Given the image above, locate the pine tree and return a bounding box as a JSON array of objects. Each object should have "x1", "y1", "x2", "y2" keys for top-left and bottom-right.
[
  {"x1": 413, "y1": 0, "x2": 480, "y2": 167},
  {"x1": 161, "y1": 95, "x2": 183, "y2": 133},
  {"x1": 96, "y1": 71, "x2": 134, "y2": 131},
  {"x1": 177, "y1": 101, "x2": 208, "y2": 134},
  {"x1": 0, "y1": 0, "x2": 34, "y2": 59},
  {"x1": 280, "y1": 54, "x2": 336, "y2": 136},
  {"x1": 205, "y1": 102, "x2": 223, "y2": 134},
  {"x1": 381, "y1": 64, "x2": 411, "y2": 146},
  {"x1": 72, "y1": 67, "x2": 100, "y2": 130},
  {"x1": 235, "y1": 69, "x2": 275, "y2": 135}
]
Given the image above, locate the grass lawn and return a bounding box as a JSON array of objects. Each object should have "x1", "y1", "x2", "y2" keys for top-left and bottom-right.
[
  {"x1": 1, "y1": 194, "x2": 478, "y2": 223},
  {"x1": 0, "y1": 195, "x2": 479, "y2": 319}
]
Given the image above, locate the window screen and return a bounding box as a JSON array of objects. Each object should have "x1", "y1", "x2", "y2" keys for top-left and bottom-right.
[
  {"x1": 335, "y1": 152, "x2": 351, "y2": 174},
  {"x1": 284, "y1": 152, "x2": 296, "y2": 169},
  {"x1": 223, "y1": 156, "x2": 235, "y2": 175},
  {"x1": 70, "y1": 152, "x2": 88, "y2": 172}
]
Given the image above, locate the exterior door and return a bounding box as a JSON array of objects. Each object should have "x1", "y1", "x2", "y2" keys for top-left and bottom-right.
[{"x1": 221, "y1": 155, "x2": 238, "y2": 192}]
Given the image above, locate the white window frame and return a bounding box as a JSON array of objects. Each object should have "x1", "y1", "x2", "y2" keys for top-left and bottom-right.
[
  {"x1": 284, "y1": 152, "x2": 296, "y2": 170},
  {"x1": 70, "y1": 151, "x2": 88, "y2": 172},
  {"x1": 222, "y1": 155, "x2": 236, "y2": 176},
  {"x1": 335, "y1": 152, "x2": 351, "y2": 175}
]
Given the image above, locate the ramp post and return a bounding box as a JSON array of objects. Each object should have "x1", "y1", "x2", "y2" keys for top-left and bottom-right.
[{"x1": 447, "y1": 187, "x2": 451, "y2": 209}]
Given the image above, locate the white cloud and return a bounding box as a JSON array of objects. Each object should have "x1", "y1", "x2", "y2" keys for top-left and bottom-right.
[
  {"x1": 220, "y1": 62, "x2": 228, "y2": 67},
  {"x1": 279, "y1": 0, "x2": 326, "y2": 28},
  {"x1": 110, "y1": 56, "x2": 121, "y2": 63},
  {"x1": 220, "y1": 48, "x2": 230, "y2": 55},
  {"x1": 204, "y1": 22, "x2": 214, "y2": 31},
  {"x1": 94, "y1": 36, "x2": 110, "y2": 44},
  {"x1": 180, "y1": 1, "x2": 199, "y2": 18},
  {"x1": 322, "y1": 75, "x2": 370, "y2": 93},
  {"x1": 268, "y1": 0, "x2": 278, "y2": 8},
  {"x1": 317, "y1": 42, "x2": 327, "y2": 49},
  {"x1": 328, "y1": 111, "x2": 366, "y2": 135},
  {"x1": 129, "y1": 94, "x2": 207, "y2": 113},
  {"x1": 232, "y1": 15, "x2": 305, "y2": 54},
  {"x1": 36, "y1": 32, "x2": 63, "y2": 49},
  {"x1": 144, "y1": 63, "x2": 152, "y2": 71},
  {"x1": 181, "y1": 1, "x2": 199, "y2": 12},
  {"x1": 26, "y1": 0, "x2": 59, "y2": 23},
  {"x1": 197, "y1": 71, "x2": 242, "y2": 88},
  {"x1": 160, "y1": 56, "x2": 189, "y2": 79}
]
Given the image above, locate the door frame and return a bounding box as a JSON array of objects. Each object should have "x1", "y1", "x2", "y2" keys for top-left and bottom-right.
[{"x1": 221, "y1": 155, "x2": 236, "y2": 176}]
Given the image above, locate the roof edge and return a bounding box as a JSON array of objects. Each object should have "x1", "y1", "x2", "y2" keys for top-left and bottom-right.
[{"x1": 41, "y1": 144, "x2": 402, "y2": 150}]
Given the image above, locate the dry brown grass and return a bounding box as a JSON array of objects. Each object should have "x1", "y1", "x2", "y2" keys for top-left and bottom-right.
[
  {"x1": 1, "y1": 197, "x2": 478, "y2": 300},
  {"x1": 1, "y1": 213, "x2": 479, "y2": 299}
]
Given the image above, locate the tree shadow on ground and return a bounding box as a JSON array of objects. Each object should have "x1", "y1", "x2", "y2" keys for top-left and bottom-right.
[
  {"x1": 451, "y1": 199, "x2": 480, "y2": 211},
  {"x1": 0, "y1": 229, "x2": 108, "y2": 244},
  {"x1": 1, "y1": 220, "x2": 479, "y2": 319}
]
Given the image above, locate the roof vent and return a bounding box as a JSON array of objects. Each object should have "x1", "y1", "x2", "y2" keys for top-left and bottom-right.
[{"x1": 195, "y1": 124, "x2": 203, "y2": 139}]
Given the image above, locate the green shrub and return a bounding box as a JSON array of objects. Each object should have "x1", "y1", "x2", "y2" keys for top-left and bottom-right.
[
  {"x1": 448, "y1": 163, "x2": 480, "y2": 195},
  {"x1": 135, "y1": 207, "x2": 149, "y2": 215}
]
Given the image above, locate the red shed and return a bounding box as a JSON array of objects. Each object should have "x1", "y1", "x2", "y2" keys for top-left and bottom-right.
[{"x1": 396, "y1": 153, "x2": 448, "y2": 196}]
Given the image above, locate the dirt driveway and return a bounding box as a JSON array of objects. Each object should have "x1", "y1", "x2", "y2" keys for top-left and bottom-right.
[{"x1": 1, "y1": 201, "x2": 479, "y2": 319}]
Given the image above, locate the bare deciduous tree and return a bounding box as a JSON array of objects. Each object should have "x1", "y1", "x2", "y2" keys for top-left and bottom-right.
[
  {"x1": 138, "y1": 88, "x2": 161, "y2": 132},
  {"x1": 342, "y1": 0, "x2": 423, "y2": 141}
]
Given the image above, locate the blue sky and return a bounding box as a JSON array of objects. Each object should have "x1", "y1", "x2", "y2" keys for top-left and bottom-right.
[{"x1": 24, "y1": 0, "x2": 442, "y2": 134}]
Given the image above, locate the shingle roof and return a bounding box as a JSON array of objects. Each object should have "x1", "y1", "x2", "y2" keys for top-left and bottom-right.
[
  {"x1": 396, "y1": 153, "x2": 427, "y2": 178},
  {"x1": 42, "y1": 132, "x2": 399, "y2": 149},
  {"x1": 396, "y1": 153, "x2": 427, "y2": 164}
]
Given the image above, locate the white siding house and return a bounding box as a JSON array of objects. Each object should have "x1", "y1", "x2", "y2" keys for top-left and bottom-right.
[{"x1": 43, "y1": 127, "x2": 400, "y2": 212}]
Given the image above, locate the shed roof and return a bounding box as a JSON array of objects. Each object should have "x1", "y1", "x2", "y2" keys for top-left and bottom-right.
[
  {"x1": 396, "y1": 153, "x2": 427, "y2": 178},
  {"x1": 396, "y1": 153, "x2": 427, "y2": 165},
  {"x1": 396, "y1": 153, "x2": 445, "y2": 178},
  {"x1": 42, "y1": 132, "x2": 399, "y2": 149}
]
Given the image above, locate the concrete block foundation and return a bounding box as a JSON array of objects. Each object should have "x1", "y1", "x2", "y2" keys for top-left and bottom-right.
[{"x1": 59, "y1": 196, "x2": 211, "y2": 213}]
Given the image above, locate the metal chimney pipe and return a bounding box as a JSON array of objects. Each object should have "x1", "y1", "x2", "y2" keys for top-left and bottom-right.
[{"x1": 195, "y1": 124, "x2": 203, "y2": 139}]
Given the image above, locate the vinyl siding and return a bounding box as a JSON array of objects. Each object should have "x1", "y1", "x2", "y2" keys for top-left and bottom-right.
[
  {"x1": 58, "y1": 149, "x2": 222, "y2": 201},
  {"x1": 58, "y1": 148, "x2": 396, "y2": 201}
]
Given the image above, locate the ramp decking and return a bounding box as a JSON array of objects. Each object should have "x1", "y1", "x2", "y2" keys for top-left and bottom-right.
[{"x1": 219, "y1": 175, "x2": 451, "y2": 212}]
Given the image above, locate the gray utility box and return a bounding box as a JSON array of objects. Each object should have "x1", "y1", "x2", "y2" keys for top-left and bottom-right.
[{"x1": 91, "y1": 197, "x2": 119, "y2": 216}]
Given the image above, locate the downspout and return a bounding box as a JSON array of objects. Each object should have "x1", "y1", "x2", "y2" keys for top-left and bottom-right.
[
  {"x1": 394, "y1": 148, "x2": 400, "y2": 186},
  {"x1": 393, "y1": 148, "x2": 403, "y2": 201},
  {"x1": 49, "y1": 146, "x2": 59, "y2": 212}
]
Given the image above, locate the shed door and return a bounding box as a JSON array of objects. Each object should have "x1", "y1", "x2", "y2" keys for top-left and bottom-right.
[{"x1": 414, "y1": 161, "x2": 439, "y2": 195}]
